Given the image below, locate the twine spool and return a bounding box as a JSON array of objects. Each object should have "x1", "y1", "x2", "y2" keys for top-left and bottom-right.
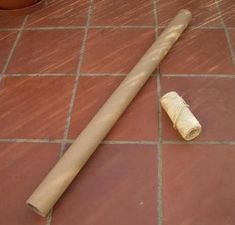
[{"x1": 160, "y1": 91, "x2": 202, "y2": 141}]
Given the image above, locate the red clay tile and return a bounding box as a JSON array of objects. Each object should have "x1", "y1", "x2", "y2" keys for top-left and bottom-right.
[
  {"x1": 53, "y1": 144, "x2": 157, "y2": 225},
  {"x1": 163, "y1": 144, "x2": 235, "y2": 225},
  {"x1": 219, "y1": 0, "x2": 235, "y2": 27},
  {"x1": 91, "y1": 0, "x2": 154, "y2": 26},
  {"x1": 0, "y1": 31, "x2": 17, "y2": 72},
  {"x1": 81, "y1": 28, "x2": 155, "y2": 73},
  {"x1": 157, "y1": 0, "x2": 221, "y2": 27},
  {"x1": 0, "y1": 76, "x2": 74, "y2": 138},
  {"x1": 7, "y1": 30, "x2": 84, "y2": 73},
  {"x1": 0, "y1": 142, "x2": 59, "y2": 225},
  {"x1": 0, "y1": 15, "x2": 25, "y2": 28},
  {"x1": 159, "y1": 29, "x2": 235, "y2": 74},
  {"x1": 161, "y1": 76, "x2": 235, "y2": 141},
  {"x1": 26, "y1": 0, "x2": 89, "y2": 27},
  {"x1": 68, "y1": 76, "x2": 158, "y2": 141}
]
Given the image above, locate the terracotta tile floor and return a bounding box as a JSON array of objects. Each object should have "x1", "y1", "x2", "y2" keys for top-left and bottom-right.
[
  {"x1": 7, "y1": 30, "x2": 84, "y2": 73},
  {"x1": 0, "y1": 0, "x2": 235, "y2": 225},
  {"x1": 53, "y1": 144, "x2": 157, "y2": 225}
]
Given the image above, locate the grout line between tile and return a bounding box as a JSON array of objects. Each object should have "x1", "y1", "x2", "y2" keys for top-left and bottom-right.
[
  {"x1": 25, "y1": 25, "x2": 155, "y2": 30},
  {"x1": 1, "y1": 138, "x2": 235, "y2": 145},
  {"x1": 0, "y1": 138, "x2": 159, "y2": 145},
  {"x1": 6, "y1": 73, "x2": 75, "y2": 76},
  {"x1": 0, "y1": 25, "x2": 154, "y2": 32},
  {"x1": 59, "y1": 0, "x2": 94, "y2": 155},
  {"x1": 223, "y1": 28, "x2": 235, "y2": 65},
  {"x1": 81, "y1": 73, "x2": 158, "y2": 77},
  {"x1": 215, "y1": 0, "x2": 235, "y2": 65},
  {"x1": 162, "y1": 73, "x2": 235, "y2": 78},
  {"x1": 158, "y1": 25, "x2": 224, "y2": 30},
  {"x1": 157, "y1": 73, "x2": 163, "y2": 225},
  {"x1": 0, "y1": 25, "x2": 228, "y2": 32},
  {"x1": 80, "y1": 72, "x2": 127, "y2": 76},
  {"x1": 66, "y1": 139, "x2": 159, "y2": 145},
  {"x1": 24, "y1": 26, "x2": 86, "y2": 30},
  {"x1": 152, "y1": 0, "x2": 158, "y2": 29},
  {"x1": 153, "y1": 2, "x2": 163, "y2": 224},
  {"x1": 89, "y1": 25, "x2": 155, "y2": 29},
  {"x1": 102, "y1": 140, "x2": 158, "y2": 145},
  {"x1": 1, "y1": 16, "x2": 28, "y2": 77},
  {"x1": 157, "y1": 142, "x2": 163, "y2": 225},
  {"x1": 0, "y1": 28, "x2": 21, "y2": 31},
  {"x1": 0, "y1": 138, "x2": 62, "y2": 143},
  {"x1": 157, "y1": 74, "x2": 163, "y2": 139},
  {"x1": 3, "y1": 72, "x2": 235, "y2": 78},
  {"x1": 163, "y1": 140, "x2": 235, "y2": 145}
]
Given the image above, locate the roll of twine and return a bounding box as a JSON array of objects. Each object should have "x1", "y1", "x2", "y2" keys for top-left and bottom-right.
[
  {"x1": 172, "y1": 97, "x2": 189, "y2": 129},
  {"x1": 160, "y1": 91, "x2": 202, "y2": 141}
]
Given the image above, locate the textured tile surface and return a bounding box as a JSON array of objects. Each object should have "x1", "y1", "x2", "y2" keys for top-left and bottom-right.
[
  {"x1": 219, "y1": 0, "x2": 235, "y2": 27},
  {"x1": 0, "y1": 15, "x2": 25, "y2": 28},
  {"x1": 161, "y1": 76, "x2": 235, "y2": 141},
  {"x1": 163, "y1": 144, "x2": 235, "y2": 225},
  {"x1": 53, "y1": 144, "x2": 157, "y2": 225},
  {"x1": 26, "y1": 0, "x2": 89, "y2": 27},
  {"x1": 81, "y1": 28, "x2": 155, "y2": 73},
  {"x1": 0, "y1": 76, "x2": 74, "y2": 138},
  {"x1": 7, "y1": 30, "x2": 84, "y2": 73},
  {"x1": 0, "y1": 142, "x2": 59, "y2": 225},
  {"x1": 68, "y1": 76, "x2": 158, "y2": 141},
  {"x1": 159, "y1": 29, "x2": 235, "y2": 74},
  {"x1": 91, "y1": 0, "x2": 154, "y2": 26},
  {"x1": 0, "y1": 31, "x2": 17, "y2": 72},
  {"x1": 158, "y1": 0, "x2": 221, "y2": 27}
]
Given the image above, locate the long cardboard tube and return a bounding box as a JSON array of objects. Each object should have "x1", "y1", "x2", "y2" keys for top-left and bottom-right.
[{"x1": 26, "y1": 9, "x2": 192, "y2": 217}]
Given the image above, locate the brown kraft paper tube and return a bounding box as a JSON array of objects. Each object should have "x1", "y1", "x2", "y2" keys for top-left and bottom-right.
[{"x1": 26, "y1": 9, "x2": 192, "y2": 217}]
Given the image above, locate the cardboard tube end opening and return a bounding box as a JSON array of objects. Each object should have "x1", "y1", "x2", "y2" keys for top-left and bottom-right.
[
  {"x1": 179, "y1": 9, "x2": 192, "y2": 17},
  {"x1": 185, "y1": 126, "x2": 202, "y2": 141},
  {"x1": 26, "y1": 202, "x2": 47, "y2": 217}
]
